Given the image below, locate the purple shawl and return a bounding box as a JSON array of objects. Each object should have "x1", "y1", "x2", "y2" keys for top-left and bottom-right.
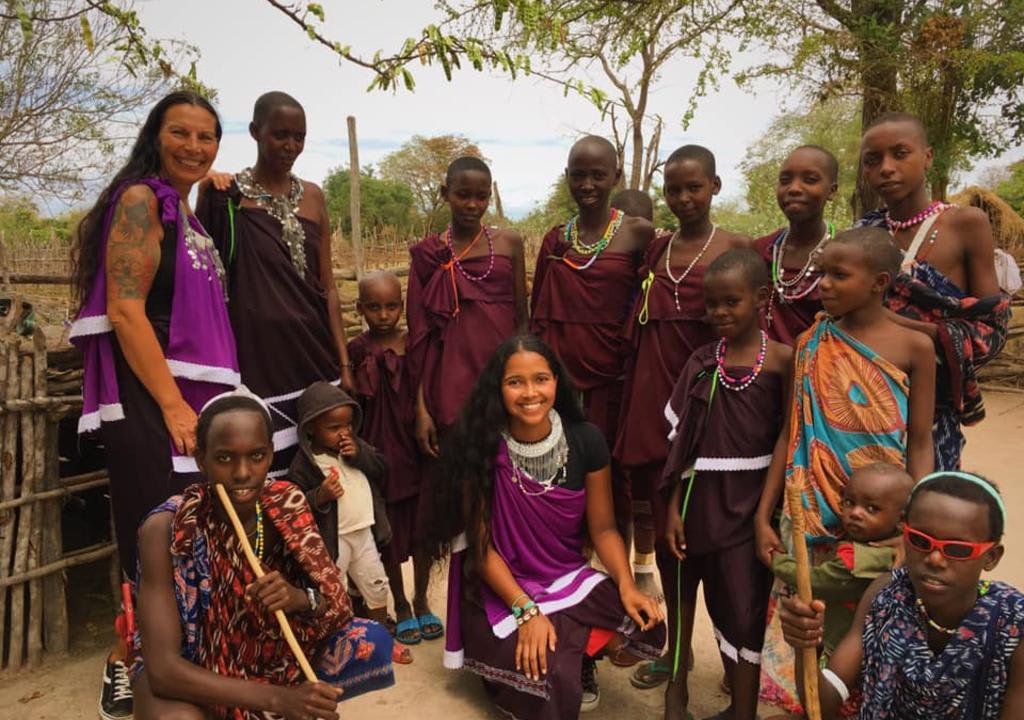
[
  {"x1": 444, "y1": 441, "x2": 607, "y2": 668},
  {"x1": 70, "y1": 177, "x2": 239, "y2": 471}
]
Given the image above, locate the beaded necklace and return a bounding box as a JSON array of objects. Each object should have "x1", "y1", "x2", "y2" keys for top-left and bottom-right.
[
  {"x1": 561, "y1": 208, "x2": 623, "y2": 271},
  {"x1": 885, "y1": 200, "x2": 950, "y2": 233},
  {"x1": 665, "y1": 224, "x2": 716, "y2": 313},
  {"x1": 236, "y1": 168, "x2": 307, "y2": 275},
  {"x1": 247, "y1": 501, "x2": 265, "y2": 561},
  {"x1": 440, "y1": 224, "x2": 494, "y2": 316},
  {"x1": 503, "y1": 409, "x2": 569, "y2": 495},
  {"x1": 714, "y1": 330, "x2": 768, "y2": 392},
  {"x1": 916, "y1": 579, "x2": 990, "y2": 635},
  {"x1": 444, "y1": 224, "x2": 495, "y2": 281},
  {"x1": 181, "y1": 204, "x2": 228, "y2": 300},
  {"x1": 766, "y1": 222, "x2": 833, "y2": 326}
]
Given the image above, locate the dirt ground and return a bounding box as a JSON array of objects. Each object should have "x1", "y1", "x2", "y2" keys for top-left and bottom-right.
[{"x1": 3, "y1": 391, "x2": 1023, "y2": 720}]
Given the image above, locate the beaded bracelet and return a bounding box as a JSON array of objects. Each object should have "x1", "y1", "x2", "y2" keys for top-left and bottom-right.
[
  {"x1": 516, "y1": 604, "x2": 540, "y2": 626},
  {"x1": 510, "y1": 593, "x2": 531, "y2": 618}
]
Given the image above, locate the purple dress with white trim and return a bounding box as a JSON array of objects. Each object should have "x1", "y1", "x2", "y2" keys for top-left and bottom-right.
[
  {"x1": 71, "y1": 177, "x2": 239, "y2": 574},
  {"x1": 444, "y1": 427, "x2": 665, "y2": 720}
]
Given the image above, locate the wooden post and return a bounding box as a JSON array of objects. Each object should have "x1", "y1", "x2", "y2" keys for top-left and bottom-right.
[
  {"x1": 8, "y1": 341, "x2": 34, "y2": 670},
  {"x1": 40, "y1": 327, "x2": 68, "y2": 655},
  {"x1": 26, "y1": 329, "x2": 46, "y2": 666},
  {"x1": 0, "y1": 230, "x2": 8, "y2": 292},
  {"x1": 492, "y1": 181, "x2": 506, "y2": 223},
  {"x1": 786, "y1": 481, "x2": 823, "y2": 720},
  {"x1": 347, "y1": 116, "x2": 365, "y2": 280},
  {"x1": 0, "y1": 335, "x2": 16, "y2": 666}
]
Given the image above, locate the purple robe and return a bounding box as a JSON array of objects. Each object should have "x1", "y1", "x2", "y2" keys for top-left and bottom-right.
[{"x1": 406, "y1": 235, "x2": 517, "y2": 430}]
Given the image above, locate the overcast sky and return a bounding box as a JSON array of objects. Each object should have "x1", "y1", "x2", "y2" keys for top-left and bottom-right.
[{"x1": 135, "y1": 0, "x2": 1021, "y2": 220}]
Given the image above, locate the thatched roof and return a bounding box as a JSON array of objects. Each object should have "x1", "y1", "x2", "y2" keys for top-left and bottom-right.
[{"x1": 950, "y1": 186, "x2": 1024, "y2": 261}]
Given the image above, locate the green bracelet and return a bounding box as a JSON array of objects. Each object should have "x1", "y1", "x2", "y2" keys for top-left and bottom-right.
[{"x1": 510, "y1": 593, "x2": 530, "y2": 618}]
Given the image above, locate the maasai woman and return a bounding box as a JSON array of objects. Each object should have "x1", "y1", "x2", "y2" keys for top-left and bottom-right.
[
  {"x1": 854, "y1": 112, "x2": 1010, "y2": 471},
  {"x1": 530, "y1": 135, "x2": 654, "y2": 542},
  {"x1": 196, "y1": 91, "x2": 352, "y2": 474},
  {"x1": 406, "y1": 156, "x2": 527, "y2": 641},
  {"x1": 69, "y1": 91, "x2": 239, "y2": 720},
  {"x1": 778, "y1": 472, "x2": 1024, "y2": 719},
  {"x1": 429, "y1": 335, "x2": 666, "y2": 718},
  {"x1": 132, "y1": 390, "x2": 394, "y2": 719},
  {"x1": 754, "y1": 146, "x2": 839, "y2": 345}
]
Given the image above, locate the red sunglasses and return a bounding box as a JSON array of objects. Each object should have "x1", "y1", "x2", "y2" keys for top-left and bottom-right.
[{"x1": 903, "y1": 525, "x2": 996, "y2": 561}]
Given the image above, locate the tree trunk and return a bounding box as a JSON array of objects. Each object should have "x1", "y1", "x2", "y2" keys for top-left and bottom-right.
[{"x1": 847, "y1": 0, "x2": 903, "y2": 217}]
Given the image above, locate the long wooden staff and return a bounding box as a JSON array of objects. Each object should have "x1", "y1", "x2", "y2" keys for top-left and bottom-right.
[
  {"x1": 214, "y1": 483, "x2": 319, "y2": 684},
  {"x1": 785, "y1": 481, "x2": 822, "y2": 720}
]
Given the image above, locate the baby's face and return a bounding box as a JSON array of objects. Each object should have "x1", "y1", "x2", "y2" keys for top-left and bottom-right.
[
  {"x1": 311, "y1": 405, "x2": 354, "y2": 453},
  {"x1": 839, "y1": 470, "x2": 909, "y2": 542}
]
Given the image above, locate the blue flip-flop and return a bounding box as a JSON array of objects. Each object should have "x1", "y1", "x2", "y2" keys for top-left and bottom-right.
[
  {"x1": 395, "y1": 617, "x2": 422, "y2": 645},
  {"x1": 416, "y1": 613, "x2": 445, "y2": 640}
]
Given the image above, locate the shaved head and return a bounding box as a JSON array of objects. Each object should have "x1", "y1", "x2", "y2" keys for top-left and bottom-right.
[
  {"x1": 358, "y1": 269, "x2": 402, "y2": 301},
  {"x1": 252, "y1": 91, "x2": 303, "y2": 128},
  {"x1": 568, "y1": 135, "x2": 618, "y2": 166},
  {"x1": 864, "y1": 112, "x2": 929, "y2": 146}
]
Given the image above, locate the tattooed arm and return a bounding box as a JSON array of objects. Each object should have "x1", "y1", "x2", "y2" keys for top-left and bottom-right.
[{"x1": 105, "y1": 184, "x2": 197, "y2": 454}]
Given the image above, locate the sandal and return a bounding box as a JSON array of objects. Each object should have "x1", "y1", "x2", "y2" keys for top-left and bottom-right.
[
  {"x1": 392, "y1": 644, "x2": 414, "y2": 664},
  {"x1": 416, "y1": 613, "x2": 445, "y2": 640},
  {"x1": 395, "y1": 617, "x2": 422, "y2": 645},
  {"x1": 609, "y1": 644, "x2": 643, "y2": 667},
  {"x1": 630, "y1": 660, "x2": 671, "y2": 689}
]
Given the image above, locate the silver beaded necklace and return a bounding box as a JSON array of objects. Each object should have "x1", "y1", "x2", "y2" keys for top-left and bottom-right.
[
  {"x1": 236, "y1": 167, "x2": 307, "y2": 275},
  {"x1": 502, "y1": 409, "x2": 569, "y2": 495}
]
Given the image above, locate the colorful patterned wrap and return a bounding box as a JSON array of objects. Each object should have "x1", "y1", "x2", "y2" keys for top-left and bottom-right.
[
  {"x1": 132, "y1": 481, "x2": 394, "y2": 719},
  {"x1": 860, "y1": 567, "x2": 1024, "y2": 719},
  {"x1": 783, "y1": 315, "x2": 909, "y2": 542}
]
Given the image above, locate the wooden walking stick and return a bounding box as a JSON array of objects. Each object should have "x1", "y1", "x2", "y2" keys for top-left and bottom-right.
[
  {"x1": 785, "y1": 481, "x2": 823, "y2": 720},
  {"x1": 214, "y1": 484, "x2": 319, "y2": 684}
]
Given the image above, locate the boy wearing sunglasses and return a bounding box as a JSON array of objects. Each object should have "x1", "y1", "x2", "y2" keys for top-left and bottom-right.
[
  {"x1": 772, "y1": 462, "x2": 913, "y2": 661},
  {"x1": 777, "y1": 471, "x2": 1024, "y2": 719}
]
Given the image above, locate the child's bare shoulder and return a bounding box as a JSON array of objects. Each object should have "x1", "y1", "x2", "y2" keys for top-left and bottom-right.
[
  {"x1": 618, "y1": 214, "x2": 655, "y2": 252},
  {"x1": 942, "y1": 205, "x2": 992, "y2": 241},
  {"x1": 492, "y1": 227, "x2": 524, "y2": 255},
  {"x1": 717, "y1": 229, "x2": 753, "y2": 249},
  {"x1": 765, "y1": 339, "x2": 793, "y2": 375}
]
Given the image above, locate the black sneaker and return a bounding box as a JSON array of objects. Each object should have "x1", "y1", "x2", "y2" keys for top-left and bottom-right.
[
  {"x1": 580, "y1": 656, "x2": 600, "y2": 713},
  {"x1": 98, "y1": 656, "x2": 133, "y2": 719}
]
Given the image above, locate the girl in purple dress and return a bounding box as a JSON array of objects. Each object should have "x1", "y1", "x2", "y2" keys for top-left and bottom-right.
[{"x1": 428, "y1": 335, "x2": 666, "y2": 719}]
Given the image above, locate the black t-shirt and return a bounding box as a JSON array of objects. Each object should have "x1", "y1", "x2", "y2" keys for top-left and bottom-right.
[{"x1": 560, "y1": 420, "x2": 610, "y2": 491}]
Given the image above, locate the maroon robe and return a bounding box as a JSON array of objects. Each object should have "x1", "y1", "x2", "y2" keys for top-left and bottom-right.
[
  {"x1": 755, "y1": 230, "x2": 824, "y2": 346},
  {"x1": 530, "y1": 225, "x2": 641, "y2": 528},
  {"x1": 348, "y1": 332, "x2": 422, "y2": 564},
  {"x1": 613, "y1": 232, "x2": 715, "y2": 470},
  {"x1": 406, "y1": 234, "x2": 517, "y2": 430},
  {"x1": 530, "y1": 226, "x2": 638, "y2": 394},
  {"x1": 660, "y1": 343, "x2": 785, "y2": 554}
]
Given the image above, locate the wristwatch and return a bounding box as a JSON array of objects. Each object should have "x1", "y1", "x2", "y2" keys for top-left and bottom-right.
[{"x1": 306, "y1": 587, "x2": 321, "y2": 614}]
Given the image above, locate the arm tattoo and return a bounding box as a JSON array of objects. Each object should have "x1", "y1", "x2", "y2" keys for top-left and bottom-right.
[{"x1": 108, "y1": 196, "x2": 160, "y2": 300}]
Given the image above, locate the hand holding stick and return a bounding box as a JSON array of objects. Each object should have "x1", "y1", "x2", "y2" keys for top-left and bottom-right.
[
  {"x1": 785, "y1": 481, "x2": 823, "y2": 720},
  {"x1": 214, "y1": 483, "x2": 318, "y2": 684}
]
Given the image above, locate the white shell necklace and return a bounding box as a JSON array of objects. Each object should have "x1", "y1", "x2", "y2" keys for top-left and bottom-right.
[{"x1": 665, "y1": 224, "x2": 716, "y2": 312}]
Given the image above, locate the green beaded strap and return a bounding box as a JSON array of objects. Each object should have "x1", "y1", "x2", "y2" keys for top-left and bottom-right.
[
  {"x1": 226, "y1": 196, "x2": 238, "y2": 266},
  {"x1": 637, "y1": 270, "x2": 656, "y2": 326}
]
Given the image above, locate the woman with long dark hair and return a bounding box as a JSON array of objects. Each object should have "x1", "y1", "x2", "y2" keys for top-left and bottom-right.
[
  {"x1": 430, "y1": 335, "x2": 665, "y2": 719},
  {"x1": 70, "y1": 90, "x2": 239, "y2": 720}
]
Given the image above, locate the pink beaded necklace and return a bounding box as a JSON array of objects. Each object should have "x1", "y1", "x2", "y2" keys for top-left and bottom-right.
[
  {"x1": 444, "y1": 224, "x2": 495, "y2": 281},
  {"x1": 714, "y1": 330, "x2": 768, "y2": 392},
  {"x1": 885, "y1": 200, "x2": 950, "y2": 233}
]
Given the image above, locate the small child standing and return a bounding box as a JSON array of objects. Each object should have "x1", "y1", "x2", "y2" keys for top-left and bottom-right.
[
  {"x1": 288, "y1": 382, "x2": 392, "y2": 624},
  {"x1": 661, "y1": 248, "x2": 792, "y2": 720},
  {"x1": 771, "y1": 462, "x2": 912, "y2": 660},
  {"x1": 348, "y1": 271, "x2": 436, "y2": 648}
]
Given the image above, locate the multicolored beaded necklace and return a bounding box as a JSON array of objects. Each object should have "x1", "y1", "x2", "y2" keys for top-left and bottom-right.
[
  {"x1": 916, "y1": 579, "x2": 990, "y2": 635},
  {"x1": 766, "y1": 222, "x2": 833, "y2": 326},
  {"x1": 885, "y1": 200, "x2": 950, "y2": 233},
  {"x1": 441, "y1": 224, "x2": 494, "y2": 316},
  {"x1": 665, "y1": 224, "x2": 717, "y2": 313},
  {"x1": 714, "y1": 330, "x2": 768, "y2": 392},
  {"x1": 561, "y1": 208, "x2": 623, "y2": 271},
  {"x1": 246, "y1": 501, "x2": 265, "y2": 561}
]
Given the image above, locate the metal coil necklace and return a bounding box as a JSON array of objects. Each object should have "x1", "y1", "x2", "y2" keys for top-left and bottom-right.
[
  {"x1": 665, "y1": 224, "x2": 716, "y2": 313},
  {"x1": 503, "y1": 409, "x2": 569, "y2": 495},
  {"x1": 236, "y1": 167, "x2": 307, "y2": 275}
]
